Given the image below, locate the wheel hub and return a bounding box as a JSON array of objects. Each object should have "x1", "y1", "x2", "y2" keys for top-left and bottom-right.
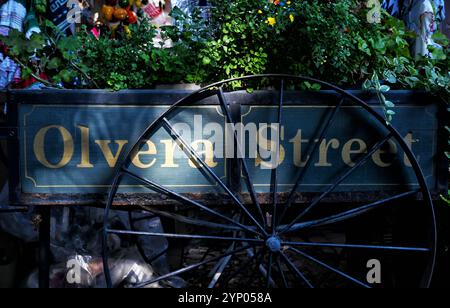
[{"x1": 266, "y1": 236, "x2": 282, "y2": 253}]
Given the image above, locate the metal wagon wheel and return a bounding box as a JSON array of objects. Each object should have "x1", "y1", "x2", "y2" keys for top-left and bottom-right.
[{"x1": 103, "y1": 75, "x2": 437, "y2": 288}]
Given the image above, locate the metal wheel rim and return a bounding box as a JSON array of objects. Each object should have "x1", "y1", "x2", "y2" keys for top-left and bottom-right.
[{"x1": 102, "y1": 74, "x2": 437, "y2": 288}]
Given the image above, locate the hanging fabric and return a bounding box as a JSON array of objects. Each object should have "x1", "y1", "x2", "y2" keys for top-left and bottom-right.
[
  {"x1": 382, "y1": 0, "x2": 404, "y2": 17},
  {"x1": 171, "y1": 0, "x2": 198, "y2": 15},
  {"x1": 403, "y1": 0, "x2": 440, "y2": 58},
  {"x1": 0, "y1": 0, "x2": 26, "y2": 88},
  {"x1": 433, "y1": 0, "x2": 445, "y2": 24}
]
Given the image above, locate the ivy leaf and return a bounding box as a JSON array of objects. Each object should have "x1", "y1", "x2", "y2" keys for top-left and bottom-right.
[
  {"x1": 385, "y1": 100, "x2": 395, "y2": 108},
  {"x1": 379, "y1": 85, "x2": 390, "y2": 93},
  {"x1": 383, "y1": 70, "x2": 397, "y2": 84},
  {"x1": 386, "y1": 110, "x2": 396, "y2": 115}
]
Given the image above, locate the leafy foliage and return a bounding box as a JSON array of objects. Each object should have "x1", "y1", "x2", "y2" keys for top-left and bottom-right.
[
  {"x1": 363, "y1": 73, "x2": 396, "y2": 124},
  {"x1": 199, "y1": 0, "x2": 270, "y2": 88},
  {"x1": 0, "y1": 0, "x2": 448, "y2": 96},
  {"x1": 0, "y1": 20, "x2": 86, "y2": 87}
]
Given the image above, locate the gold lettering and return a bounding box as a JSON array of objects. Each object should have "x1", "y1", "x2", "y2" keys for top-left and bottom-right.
[
  {"x1": 342, "y1": 139, "x2": 367, "y2": 167},
  {"x1": 188, "y1": 140, "x2": 218, "y2": 168},
  {"x1": 289, "y1": 129, "x2": 309, "y2": 167},
  {"x1": 34, "y1": 125, "x2": 74, "y2": 169},
  {"x1": 160, "y1": 139, "x2": 180, "y2": 168},
  {"x1": 403, "y1": 133, "x2": 417, "y2": 167},
  {"x1": 76, "y1": 125, "x2": 94, "y2": 168},
  {"x1": 315, "y1": 138, "x2": 340, "y2": 167},
  {"x1": 256, "y1": 124, "x2": 285, "y2": 169},
  {"x1": 372, "y1": 140, "x2": 398, "y2": 167},
  {"x1": 95, "y1": 140, "x2": 128, "y2": 168},
  {"x1": 131, "y1": 140, "x2": 157, "y2": 169}
]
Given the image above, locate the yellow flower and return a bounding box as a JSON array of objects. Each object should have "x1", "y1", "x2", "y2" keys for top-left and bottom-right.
[
  {"x1": 267, "y1": 17, "x2": 276, "y2": 26},
  {"x1": 289, "y1": 14, "x2": 294, "y2": 23},
  {"x1": 287, "y1": 1, "x2": 291, "y2": 5},
  {"x1": 258, "y1": 9, "x2": 263, "y2": 14}
]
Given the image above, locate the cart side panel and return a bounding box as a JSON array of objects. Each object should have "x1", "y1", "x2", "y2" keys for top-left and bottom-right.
[{"x1": 13, "y1": 90, "x2": 446, "y2": 204}]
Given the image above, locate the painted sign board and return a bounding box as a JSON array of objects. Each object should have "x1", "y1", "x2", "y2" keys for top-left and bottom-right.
[{"x1": 16, "y1": 91, "x2": 442, "y2": 195}]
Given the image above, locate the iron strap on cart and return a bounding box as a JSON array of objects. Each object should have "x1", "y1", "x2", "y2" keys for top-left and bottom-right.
[{"x1": 0, "y1": 75, "x2": 447, "y2": 288}]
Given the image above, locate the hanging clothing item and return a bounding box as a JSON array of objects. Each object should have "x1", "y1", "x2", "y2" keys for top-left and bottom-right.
[
  {"x1": 382, "y1": 0, "x2": 404, "y2": 17},
  {"x1": 48, "y1": 0, "x2": 75, "y2": 36},
  {"x1": 433, "y1": 0, "x2": 445, "y2": 24},
  {"x1": 143, "y1": 0, "x2": 164, "y2": 19},
  {"x1": 171, "y1": 0, "x2": 198, "y2": 15},
  {"x1": 0, "y1": 0, "x2": 26, "y2": 88},
  {"x1": 0, "y1": 0, "x2": 26, "y2": 32},
  {"x1": 0, "y1": 52, "x2": 21, "y2": 88},
  {"x1": 404, "y1": 0, "x2": 440, "y2": 58}
]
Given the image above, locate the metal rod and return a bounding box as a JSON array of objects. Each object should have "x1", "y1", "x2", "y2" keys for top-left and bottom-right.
[
  {"x1": 208, "y1": 248, "x2": 234, "y2": 288},
  {"x1": 278, "y1": 98, "x2": 344, "y2": 225},
  {"x1": 245, "y1": 247, "x2": 277, "y2": 288},
  {"x1": 162, "y1": 118, "x2": 268, "y2": 236},
  {"x1": 266, "y1": 252, "x2": 274, "y2": 289},
  {"x1": 288, "y1": 247, "x2": 371, "y2": 288},
  {"x1": 208, "y1": 214, "x2": 242, "y2": 288},
  {"x1": 279, "y1": 251, "x2": 314, "y2": 288},
  {"x1": 247, "y1": 248, "x2": 267, "y2": 286},
  {"x1": 280, "y1": 133, "x2": 394, "y2": 235},
  {"x1": 217, "y1": 88, "x2": 266, "y2": 228},
  {"x1": 282, "y1": 241, "x2": 430, "y2": 252},
  {"x1": 107, "y1": 229, "x2": 264, "y2": 243},
  {"x1": 280, "y1": 190, "x2": 419, "y2": 233},
  {"x1": 38, "y1": 207, "x2": 51, "y2": 289},
  {"x1": 123, "y1": 169, "x2": 258, "y2": 235},
  {"x1": 103, "y1": 172, "x2": 124, "y2": 288},
  {"x1": 276, "y1": 256, "x2": 289, "y2": 288},
  {"x1": 271, "y1": 79, "x2": 284, "y2": 234},
  {"x1": 223, "y1": 249, "x2": 263, "y2": 286},
  {"x1": 134, "y1": 244, "x2": 255, "y2": 288},
  {"x1": 139, "y1": 204, "x2": 244, "y2": 232}
]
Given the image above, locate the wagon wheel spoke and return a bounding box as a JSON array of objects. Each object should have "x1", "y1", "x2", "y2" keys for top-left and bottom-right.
[
  {"x1": 280, "y1": 133, "x2": 394, "y2": 235},
  {"x1": 246, "y1": 248, "x2": 268, "y2": 286},
  {"x1": 278, "y1": 97, "x2": 345, "y2": 226},
  {"x1": 266, "y1": 252, "x2": 274, "y2": 289},
  {"x1": 106, "y1": 228, "x2": 264, "y2": 244},
  {"x1": 129, "y1": 213, "x2": 157, "y2": 223},
  {"x1": 207, "y1": 245, "x2": 235, "y2": 288},
  {"x1": 222, "y1": 248, "x2": 264, "y2": 287},
  {"x1": 217, "y1": 88, "x2": 266, "y2": 228},
  {"x1": 103, "y1": 74, "x2": 437, "y2": 289},
  {"x1": 270, "y1": 79, "x2": 284, "y2": 234},
  {"x1": 287, "y1": 247, "x2": 371, "y2": 288},
  {"x1": 161, "y1": 117, "x2": 267, "y2": 236},
  {"x1": 280, "y1": 190, "x2": 419, "y2": 233},
  {"x1": 121, "y1": 168, "x2": 258, "y2": 235},
  {"x1": 133, "y1": 244, "x2": 256, "y2": 288},
  {"x1": 276, "y1": 256, "x2": 289, "y2": 288},
  {"x1": 138, "y1": 204, "x2": 244, "y2": 232},
  {"x1": 279, "y1": 251, "x2": 314, "y2": 288},
  {"x1": 281, "y1": 241, "x2": 430, "y2": 252},
  {"x1": 208, "y1": 217, "x2": 242, "y2": 288}
]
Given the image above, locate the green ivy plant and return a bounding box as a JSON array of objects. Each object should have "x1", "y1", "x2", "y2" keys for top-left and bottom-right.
[{"x1": 363, "y1": 73, "x2": 396, "y2": 124}]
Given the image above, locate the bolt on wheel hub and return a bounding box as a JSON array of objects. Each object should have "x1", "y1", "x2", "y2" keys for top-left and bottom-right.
[{"x1": 266, "y1": 236, "x2": 282, "y2": 253}]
